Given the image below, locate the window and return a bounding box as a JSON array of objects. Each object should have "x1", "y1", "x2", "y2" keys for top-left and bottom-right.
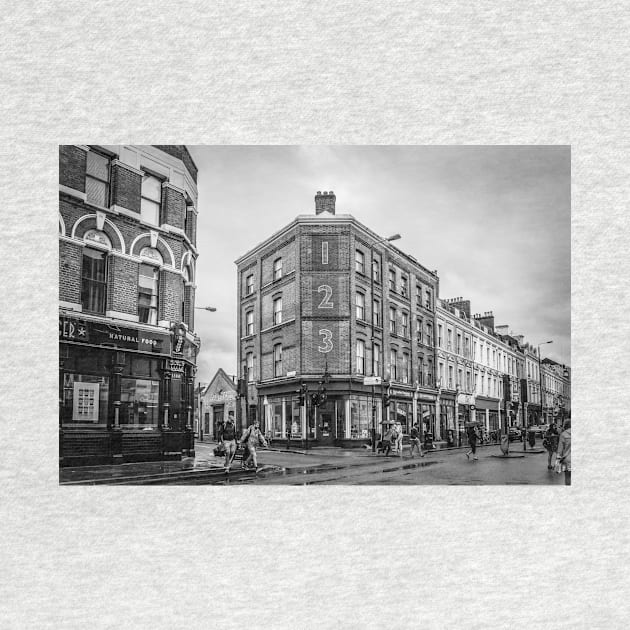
[
  {"x1": 356, "y1": 292, "x2": 365, "y2": 320},
  {"x1": 426, "y1": 323, "x2": 432, "y2": 347},
  {"x1": 389, "y1": 307, "x2": 397, "y2": 334},
  {"x1": 439, "y1": 362, "x2": 445, "y2": 386},
  {"x1": 390, "y1": 349, "x2": 398, "y2": 380},
  {"x1": 401, "y1": 353, "x2": 409, "y2": 383},
  {"x1": 120, "y1": 378, "x2": 159, "y2": 427},
  {"x1": 447, "y1": 328, "x2": 452, "y2": 350},
  {"x1": 85, "y1": 150, "x2": 110, "y2": 207},
  {"x1": 466, "y1": 371, "x2": 471, "y2": 391},
  {"x1": 427, "y1": 358, "x2": 433, "y2": 385},
  {"x1": 448, "y1": 365, "x2": 454, "y2": 389},
  {"x1": 438, "y1": 324, "x2": 443, "y2": 348},
  {"x1": 356, "y1": 339, "x2": 365, "y2": 375},
  {"x1": 141, "y1": 172, "x2": 162, "y2": 226},
  {"x1": 246, "y1": 352, "x2": 254, "y2": 381},
  {"x1": 138, "y1": 263, "x2": 159, "y2": 325},
  {"x1": 355, "y1": 250, "x2": 365, "y2": 274},
  {"x1": 457, "y1": 333, "x2": 462, "y2": 355},
  {"x1": 458, "y1": 368, "x2": 463, "y2": 388},
  {"x1": 416, "y1": 318, "x2": 423, "y2": 343},
  {"x1": 81, "y1": 248, "x2": 107, "y2": 314},
  {"x1": 273, "y1": 296, "x2": 282, "y2": 325},
  {"x1": 400, "y1": 276, "x2": 408, "y2": 297},
  {"x1": 273, "y1": 258, "x2": 282, "y2": 281},
  {"x1": 372, "y1": 258, "x2": 380, "y2": 282},
  {"x1": 401, "y1": 312, "x2": 409, "y2": 337},
  {"x1": 425, "y1": 289, "x2": 432, "y2": 309},
  {"x1": 373, "y1": 299, "x2": 381, "y2": 327},
  {"x1": 373, "y1": 344, "x2": 381, "y2": 376},
  {"x1": 416, "y1": 285, "x2": 422, "y2": 307},
  {"x1": 418, "y1": 354, "x2": 425, "y2": 385},
  {"x1": 273, "y1": 344, "x2": 283, "y2": 377},
  {"x1": 246, "y1": 274, "x2": 254, "y2": 295},
  {"x1": 246, "y1": 311, "x2": 254, "y2": 336},
  {"x1": 389, "y1": 269, "x2": 396, "y2": 291}
]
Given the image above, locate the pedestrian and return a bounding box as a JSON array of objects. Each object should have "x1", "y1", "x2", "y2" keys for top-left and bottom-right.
[
  {"x1": 381, "y1": 426, "x2": 393, "y2": 456},
  {"x1": 543, "y1": 421, "x2": 560, "y2": 469},
  {"x1": 556, "y1": 419, "x2": 571, "y2": 485},
  {"x1": 218, "y1": 411, "x2": 238, "y2": 473},
  {"x1": 465, "y1": 422, "x2": 479, "y2": 460},
  {"x1": 409, "y1": 423, "x2": 424, "y2": 458},
  {"x1": 393, "y1": 420, "x2": 403, "y2": 456},
  {"x1": 239, "y1": 419, "x2": 268, "y2": 470}
]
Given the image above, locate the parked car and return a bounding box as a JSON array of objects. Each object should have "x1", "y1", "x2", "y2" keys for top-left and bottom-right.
[{"x1": 508, "y1": 427, "x2": 523, "y2": 442}]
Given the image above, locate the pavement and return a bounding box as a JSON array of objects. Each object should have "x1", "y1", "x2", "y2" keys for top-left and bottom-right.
[{"x1": 59, "y1": 439, "x2": 549, "y2": 485}]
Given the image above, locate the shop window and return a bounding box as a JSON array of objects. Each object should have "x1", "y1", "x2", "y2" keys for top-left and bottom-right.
[
  {"x1": 141, "y1": 172, "x2": 162, "y2": 226},
  {"x1": 85, "y1": 149, "x2": 110, "y2": 207},
  {"x1": 350, "y1": 396, "x2": 370, "y2": 439},
  {"x1": 119, "y1": 377, "x2": 159, "y2": 427},
  {"x1": 61, "y1": 374, "x2": 109, "y2": 425},
  {"x1": 138, "y1": 263, "x2": 159, "y2": 325},
  {"x1": 81, "y1": 248, "x2": 107, "y2": 314},
  {"x1": 272, "y1": 401, "x2": 283, "y2": 438},
  {"x1": 273, "y1": 257, "x2": 282, "y2": 281}
]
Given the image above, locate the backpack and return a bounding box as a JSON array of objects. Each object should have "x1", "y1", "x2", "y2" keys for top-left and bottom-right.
[{"x1": 390, "y1": 428, "x2": 398, "y2": 440}]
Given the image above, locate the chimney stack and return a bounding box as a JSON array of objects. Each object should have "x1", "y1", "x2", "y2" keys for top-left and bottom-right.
[{"x1": 315, "y1": 190, "x2": 336, "y2": 215}]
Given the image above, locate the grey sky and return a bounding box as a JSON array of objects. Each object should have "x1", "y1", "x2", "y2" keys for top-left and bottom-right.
[{"x1": 188, "y1": 146, "x2": 570, "y2": 383}]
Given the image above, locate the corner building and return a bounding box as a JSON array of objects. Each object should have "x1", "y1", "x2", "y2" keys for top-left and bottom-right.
[
  {"x1": 59, "y1": 145, "x2": 200, "y2": 466},
  {"x1": 236, "y1": 192, "x2": 439, "y2": 447}
]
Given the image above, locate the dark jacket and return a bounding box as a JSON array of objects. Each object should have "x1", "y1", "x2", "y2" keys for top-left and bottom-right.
[{"x1": 219, "y1": 421, "x2": 237, "y2": 441}]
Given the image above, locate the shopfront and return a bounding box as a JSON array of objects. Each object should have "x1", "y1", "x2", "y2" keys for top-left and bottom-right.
[
  {"x1": 440, "y1": 394, "x2": 456, "y2": 443},
  {"x1": 59, "y1": 313, "x2": 198, "y2": 466}
]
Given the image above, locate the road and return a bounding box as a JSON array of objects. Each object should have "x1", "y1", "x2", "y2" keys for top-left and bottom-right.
[{"x1": 193, "y1": 441, "x2": 565, "y2": 486}]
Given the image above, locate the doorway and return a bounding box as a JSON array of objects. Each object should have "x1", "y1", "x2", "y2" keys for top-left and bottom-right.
[{"x1": 317, "y1": 400, "x2": 335, "y2": 445}]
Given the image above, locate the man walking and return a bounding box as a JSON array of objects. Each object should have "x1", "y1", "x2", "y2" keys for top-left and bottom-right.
[
  {"x1": 465, "y1": 422, "x2": 479, "y2": 461},
  {"x1": 218, "y1": 411, "x2": 238, "y2": 473},
  {"x1": 240, "y1": 419, "x2": 268, "y2": 471},
  {"x1": 409, "y1": 423, "x2": 424, "y2": 458}
]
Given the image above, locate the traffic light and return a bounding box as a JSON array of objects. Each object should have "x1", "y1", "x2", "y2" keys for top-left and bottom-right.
[
  {"x1": 297, "y1": 389, "x2": 305, "y2": 406},
  {"x1": 318, "y1": 387, "x2": 327, "y2": 406},
  {"x1": 310, "y1": 392, "x2": 320, "y2": 407}
]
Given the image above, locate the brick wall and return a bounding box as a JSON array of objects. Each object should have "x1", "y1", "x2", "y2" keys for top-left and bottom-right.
[
  {"x1": 183, "y1": 284, "x2": 194, "y2": 328},
  {"x1": 107, "y1": 256, "x2": 138, "y2": 314},
  {"x1": 160, "y1": 269, "x2": 183, "y2": 322},
  {"x1": 162, "y1": 186, "x2": 185, "y2": 230},
  {"x1": 261, "y1": 238, "x2": 297, "y2": 285},
  {"x1": 59, "y1": 240, "x2": 83, "y2": 303},
  {"x1": 260, "y1": 333, "x2": 297, "y2": 380},
  {"x1": 59, "y1": 145, "x2": 86, "y2": 192},
  {"x1": 152, "y1": 145, "x2": 198, "y2": 183},
  {"x1": 261, "y1": 280, "x2": 296, "y2": 329},
  {"x1": 112, "y1": 164, "x2": 141, "y2": 213}
]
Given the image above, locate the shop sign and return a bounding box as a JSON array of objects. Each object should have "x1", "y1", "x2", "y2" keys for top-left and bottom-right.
[
  {"x1": 59, "y1": 315, "x2": 171, "y2": 355},
  {"x1": 457, "y1": 393, "x2": 475, "y2": 406},
  {"x1": 390, "y1": 389, "x2": 413, "y2": 399},
  {"x1": 168, "y1": 359, "x2": 185, "y2": 378}
]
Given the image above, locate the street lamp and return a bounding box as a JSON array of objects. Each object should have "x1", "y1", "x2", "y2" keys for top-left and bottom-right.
[
  {"x1": 370, "y1": 233, "x2": 401, "y2": 452},
  {"x1": 537, "y1": 341, "x2": 553, "y2": 425},
  {"x1": 195, "y1": 306, "x2": 217, "y2": 312}
]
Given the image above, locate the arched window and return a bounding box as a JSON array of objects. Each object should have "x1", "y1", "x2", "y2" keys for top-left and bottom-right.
[{"x1": 139, "y1": 246, "x2": 163, "y2": 265}]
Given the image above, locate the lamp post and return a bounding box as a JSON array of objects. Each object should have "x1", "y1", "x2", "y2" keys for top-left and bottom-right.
[
  {"x1": 537, "y1": 341, "x2": 553, "y2": 425},
  {"x1": 195, "y1": 306, "x2": 217, "y2": 312},
  {"x1": 370, "y1": 233, "x2": 401, "y2": 452}
]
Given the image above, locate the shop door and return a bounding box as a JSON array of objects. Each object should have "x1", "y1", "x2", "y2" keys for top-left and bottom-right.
[
  {"x1": 317, "y1": 401, "x2": 335, "y2": 445},
  {"x1": 213, "y1": 406, "x2": 224, "y2": 439}
]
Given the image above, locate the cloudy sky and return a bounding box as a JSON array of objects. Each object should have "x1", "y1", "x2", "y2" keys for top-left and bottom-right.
[{"x1": 188, "y1": 146, "x2": 570, "y2": 384}]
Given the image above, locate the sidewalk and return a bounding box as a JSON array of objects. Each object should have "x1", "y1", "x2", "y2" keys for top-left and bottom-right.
[{"x1": 59, "y1": 440, "x2": 545, "y2": 485}]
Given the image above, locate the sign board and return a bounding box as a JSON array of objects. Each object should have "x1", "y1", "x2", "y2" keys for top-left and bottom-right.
[
  {"x1": 286, "y1": 370, "x2": 297, "y2": 378},
  {"x1": 363, "y1": 376, "x2": 382, "y2": 386}
]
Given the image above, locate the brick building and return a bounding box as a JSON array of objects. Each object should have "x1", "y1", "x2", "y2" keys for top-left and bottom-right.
[
  {"x1": 59, "y1": 145, "x2": 200, "y2": 466},
  {"x1": 235, "y1": 191, "x2": 440, "y2": 447},
  {"x1": 199, "y1": 368, "x2": 238, "y2": 441}
]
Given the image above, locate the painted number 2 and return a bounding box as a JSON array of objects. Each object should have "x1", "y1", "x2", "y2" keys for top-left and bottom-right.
[
  {"x1": 318, "y1": 329, "x2": 333, "y2": 353},
  {"x1": 317, "y1": 284, "x2": 333, "y2": 309}
]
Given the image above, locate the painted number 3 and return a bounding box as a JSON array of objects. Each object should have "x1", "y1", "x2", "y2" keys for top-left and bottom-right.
[
  {"x1": 317, "y1": 284, "x2": 333, "y2": 309},
  {"x1": 318, "y1": 329, "x2": 333, "y2": 353}
]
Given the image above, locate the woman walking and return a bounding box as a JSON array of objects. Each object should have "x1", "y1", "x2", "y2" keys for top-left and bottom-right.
[
  {"x1": 556, "y1": 419, "x2": 571, "y2": 485},
  {"x1": 465, "y1": 422, "x2": 479, "y2": 461},
  {"x1": 543, "y1": 421, "x2": 560, "y2": 469},
  {"x1": 239, "y1": 419, "x2": 268, "y2": 471}
]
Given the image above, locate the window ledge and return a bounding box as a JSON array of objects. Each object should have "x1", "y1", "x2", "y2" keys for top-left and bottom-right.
[{"x1": 260, "y1": 318, "x2": 296, "y2": 334}]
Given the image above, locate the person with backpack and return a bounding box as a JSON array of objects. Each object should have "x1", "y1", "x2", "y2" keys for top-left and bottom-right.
[
  {"x1": 239, "y1": 419, "x2": 268, "y2": 470},
  {"x1": 409, "y1": 423, "x2": 424, "y2": 458},
  {"x1": 218, "y1": 411, "x2": 238, "y2": 473}
]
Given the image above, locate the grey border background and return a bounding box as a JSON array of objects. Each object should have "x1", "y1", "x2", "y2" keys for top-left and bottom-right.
[{"x1": 1, "y1": 2, "x2": 627, "y2": 628}]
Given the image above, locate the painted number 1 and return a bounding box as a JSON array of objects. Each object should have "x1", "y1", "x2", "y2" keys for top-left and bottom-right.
[
  {"x1": 318, "y1": 329, "x2": 333, "y2": 353},
  {"x1": 317, "y1": 284, "x2": 333, "y2": 309}
]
